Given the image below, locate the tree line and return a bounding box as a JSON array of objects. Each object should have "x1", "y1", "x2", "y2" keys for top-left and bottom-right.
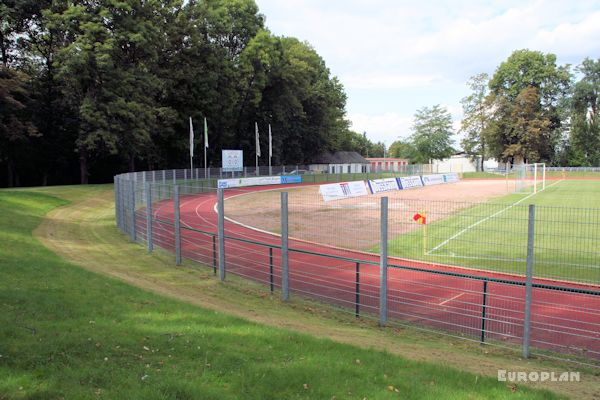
[
  {"x1": 1, "y1": 0, "x2": 386, "y2": 187},
  {"x1": 389, "y1": 50, "x2": 599, "y2": 169}
]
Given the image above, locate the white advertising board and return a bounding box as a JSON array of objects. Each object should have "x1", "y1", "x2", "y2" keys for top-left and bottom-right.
[
  {"x1": 319, "y1": 181, "x2": 369, "y2": 202},
  {"x1": 421, "y1": 174, "x2": 445, "y2": 186},
  {"x1": 443, "y1": 172, "x2": 460, "y2": 183},
  {"x1": 217, "y1": 176, "x2": 281, "y2": 189},
  {"x1": 398, "y1": 176, "x2": 423, "y2": 189},
  {"x1": 368, "y1": 178, "x2": 400, "y2": 194},
  {"x1": 222, "y1": 150, "x2": 243, "y2": 172}
]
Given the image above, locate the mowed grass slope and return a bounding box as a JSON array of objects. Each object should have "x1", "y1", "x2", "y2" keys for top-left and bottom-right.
[
  {"x1": 0, "y1": 188, "x2": 564, "y2": 400},
  {"x1": 387, "y1": 179, "x2": 600, "y2": 283}
]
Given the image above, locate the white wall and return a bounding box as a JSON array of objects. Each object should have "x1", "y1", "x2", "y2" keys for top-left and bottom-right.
[{"x1": 431, "y1": 156, "x2": 477, "y2": 173}]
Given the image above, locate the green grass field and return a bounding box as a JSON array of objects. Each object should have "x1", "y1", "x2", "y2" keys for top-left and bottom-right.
[
  {"x1": 0, "y1": 188, "x2": 567, "y2": 399},
  {"x1": 387, "y1": 179, "x2": 600, "y2": 284}
]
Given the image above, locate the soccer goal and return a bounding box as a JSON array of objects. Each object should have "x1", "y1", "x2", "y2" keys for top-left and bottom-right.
[{"x1": 514, "y1": 163, "x2": 546, "y2": 193}]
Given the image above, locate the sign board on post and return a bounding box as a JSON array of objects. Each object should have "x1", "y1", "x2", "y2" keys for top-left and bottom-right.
[{"x1": 222, "y1": 150, "x2": 243, "y2": 172}]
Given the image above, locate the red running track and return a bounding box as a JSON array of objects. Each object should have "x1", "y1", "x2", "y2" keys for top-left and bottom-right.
[{"x1": 140, "y1": 184, "x2": 600, "y2": 360}]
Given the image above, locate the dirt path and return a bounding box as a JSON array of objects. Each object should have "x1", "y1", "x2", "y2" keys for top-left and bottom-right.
[{"x1": 34, "y1": 186, "x2": 600, "y2": 400}]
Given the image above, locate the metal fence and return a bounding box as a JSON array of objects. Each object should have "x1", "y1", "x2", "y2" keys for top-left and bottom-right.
[{"x1": 114, "y1": 168, "x2": 600, "y2": 366}]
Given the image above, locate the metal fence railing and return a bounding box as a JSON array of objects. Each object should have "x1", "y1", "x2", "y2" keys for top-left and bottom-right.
[{"x1": 114, "y1": 167, "x2": 600, "y2": 366}]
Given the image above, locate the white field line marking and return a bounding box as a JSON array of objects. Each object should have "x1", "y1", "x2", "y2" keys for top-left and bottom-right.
[
  {"x1": 426, "y1": 179, "x2": 563, "y2": 255},
  {"x1": 211, "y1": 186, "x2": 305, "y2": 239},
  {"x1": 438, "y1": 292, "x2": 464, "y2": 306}
]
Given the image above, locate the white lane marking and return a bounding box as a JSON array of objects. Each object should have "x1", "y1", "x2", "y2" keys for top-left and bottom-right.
[{"x1": 438, "y1": 292, "x2": 464, "y2": 306}]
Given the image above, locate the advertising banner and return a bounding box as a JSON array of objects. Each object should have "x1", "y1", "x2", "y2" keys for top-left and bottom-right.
[
  {"x1": 319, "y1": 181, "x2": 369, "y2": 202},
  {"x1": 398, "y1": 175, "x2": 424, "y2": 189},
  {"x1": 421, "y1": 174, "x2": 445, "y2": 186},
  {"x1": 281, "y1": 175, "x2": 302, "y2": 184},
  {"x1": 368, "y1": 178, "x2": 400, "y2": 194},
  {"x1": 217, "y1": 176, "x2": 281, "y2": 189},
  {"x1": 443, "y1": 172, "x2": 460, "y2": 183}
]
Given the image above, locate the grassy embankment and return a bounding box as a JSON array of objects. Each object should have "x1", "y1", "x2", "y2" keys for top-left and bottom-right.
[{"x1": 0, "y1": 185, "x2": 591, "y2": 399}]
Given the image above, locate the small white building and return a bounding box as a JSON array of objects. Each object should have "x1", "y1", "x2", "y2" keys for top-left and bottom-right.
[{"x1": 310, "y1": 151, "x2": 370, "y2": 174}]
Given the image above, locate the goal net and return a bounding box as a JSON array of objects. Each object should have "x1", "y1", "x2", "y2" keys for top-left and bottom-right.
[{"x1": 514, "y1": 163, "x2": 546, "y2": 194}]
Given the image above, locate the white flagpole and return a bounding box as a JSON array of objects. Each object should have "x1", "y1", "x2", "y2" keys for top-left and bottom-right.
[
  {"x1": 255, "y1": 122, "x2": 260, "y2": 176},
  {"x1": 268, "y1": 124, "x2": 272, "y2": 176},
  {"x1": 204, "y1": 117, "x2": 208, "y2": 179},
  {"x1": 189, "y1": 117, "x2": 194, "y2": 179}
]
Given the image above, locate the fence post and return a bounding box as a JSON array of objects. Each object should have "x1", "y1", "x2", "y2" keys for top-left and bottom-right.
[
  {"x1": 212, "y1": 235, "x2": 217, "y2": 275},
  {"x1": 269, "y1": 247, "x2": 274, "y2": 293},
  {"x1": 173, "y1": 170, "x2": 176, "y2": 185},
  {"x1": 379, "y1": 197, "x2": 388, "y2": 327},
  {"x1": 114, "y1": 177, "x2": 120, "y2": 230},
  {"x1": 355, "y1": 262, "x2": 360, "y2": 318},
  {"x1": 174, "y1": 185, "x2": 181, "y2": 265},
  {"x1": 217, "y1": 188, "x2": 226, "y2": 281},
  {"x1": 145, "y1": 183, "x2": 153, "y2": 253},
  {"x1": 130, "y1": 180, "x2": 137, "y2": 242},
  {"x1": 281, "y1": 192, "x2": 289, "y2": 301},
  {"x1": 523, "y1": 204, "x2": 536, "y2": 358},
  {"x1": 480, "y1": 279, "x2": 488, "y2": 343}
]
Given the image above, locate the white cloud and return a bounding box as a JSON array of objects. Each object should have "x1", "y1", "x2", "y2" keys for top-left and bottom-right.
[
  {"x1": 348, "y1": 112, "x2": 413, "y2": 144},
  {"x1": 529, "y1": 11, "x2": 600, "y2": 57},
  {"x1": 342, "y1": 73, "x2": 444, "y2": 90}
]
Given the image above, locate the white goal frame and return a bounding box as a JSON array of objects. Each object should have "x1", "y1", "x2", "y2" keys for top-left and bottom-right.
[{"x1": 515, "y1": 163, "x2": 546, "y2": 194}]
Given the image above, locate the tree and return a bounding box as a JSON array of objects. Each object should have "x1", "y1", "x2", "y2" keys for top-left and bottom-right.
[
  {"x1": 389, "y1": 139, "x2": 417, "y2": 160},
  {"x1": 410, "y1": 104, "x2": 455, "y2": 163},
  {"x1": 487, "y1": 49, "x2": 571, "y2": 164},
  {"x1": 0, "y1": 67, "x2": 37, "y2": 186},
  {"x1": 460, "y1": 73, "x2": 490, "y2": 171},
  {"x1": 567, "y1": 58, "x2": 600, "y2": 166}
]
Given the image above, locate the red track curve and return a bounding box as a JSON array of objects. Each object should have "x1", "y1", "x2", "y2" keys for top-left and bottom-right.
[{"x1": 142, "y1": 184, "x2": 600, "y2": 360}]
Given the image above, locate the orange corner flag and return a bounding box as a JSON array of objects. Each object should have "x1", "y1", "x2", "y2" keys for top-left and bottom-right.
[{"x1": 413, "y1": 212, "x2": 427, "y2": 225}]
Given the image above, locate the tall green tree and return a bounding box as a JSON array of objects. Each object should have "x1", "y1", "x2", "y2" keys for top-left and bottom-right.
[
  {"x1": 567, "y1": 58, "x2": 600, "y2": 166},
  {"x1": 389, "y1": 139, "x2": 417, "y2": 160},
  {"x1": 487, "y1": 49, "x2": 571, "y2": 164},
  {"x1": 410, "y1": 104, "x2": 455, "y2": 163},
  {"x1": 460, "y1": 73, "x2": 490, "y2": 170},
  {"x1": 0, "y1": 67, "x2": 37, "y2": 186}
]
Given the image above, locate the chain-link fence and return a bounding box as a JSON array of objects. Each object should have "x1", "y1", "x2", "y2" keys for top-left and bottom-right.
[{"x1": 114, "y1": 167, "x2": 600, "y2": 365}]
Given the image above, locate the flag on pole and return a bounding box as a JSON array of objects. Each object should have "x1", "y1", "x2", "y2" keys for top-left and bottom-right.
[
  {"x1": 204, "y1": 117, "x2": 208, "y2": 148},
  {"x1": 189, "y1": 117, "x2": 194, "y2": 157},
  {"x1": 268, "y1": 124, "x2": 272, "y2": 158},
  {"x1": 413, "y1": 212, "x2": 427, "y2": 225},
  {"x1": 255, "y1": 122, "x2": 261, "y2": 157}
]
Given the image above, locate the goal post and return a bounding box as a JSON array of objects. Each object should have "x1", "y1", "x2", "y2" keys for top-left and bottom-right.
[{"x1": 515, "y1": 163, "x2": 546, "y2": 194}]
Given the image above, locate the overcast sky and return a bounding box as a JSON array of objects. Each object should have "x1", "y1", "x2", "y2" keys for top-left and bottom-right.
[{"x1": 254, "y1": 0, "x2": 600, "y2": 148}]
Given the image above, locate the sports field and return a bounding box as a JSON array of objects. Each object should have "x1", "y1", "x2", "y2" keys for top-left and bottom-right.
[{"x1": 224, "y1": 178, "x2": 600, "y2": 285}]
